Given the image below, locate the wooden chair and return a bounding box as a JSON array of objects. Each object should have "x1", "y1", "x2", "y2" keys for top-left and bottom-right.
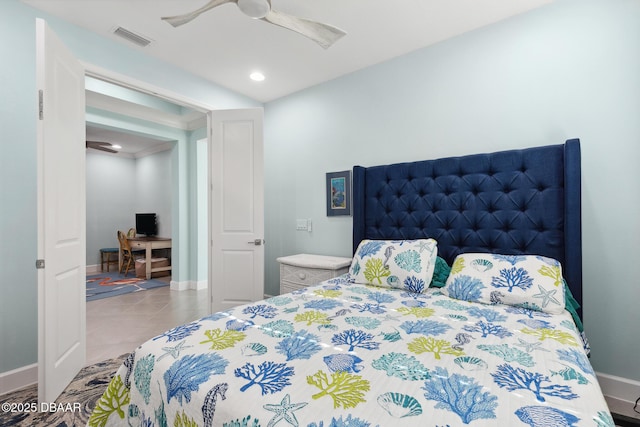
[
  {"x1": 118, "y1": 230, "x2": 140, "y2": 276},
  {"x1": 126, "y1": 227, "x2": 145, "y2": 258}
]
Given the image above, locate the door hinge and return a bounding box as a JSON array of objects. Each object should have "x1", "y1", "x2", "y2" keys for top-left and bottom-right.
[
  {"x1": 36, "y1": 259, "x2": 45, "y2": 269},
  {"x1": 38, "y1": 90, "x2": 44, "y2": 120}
]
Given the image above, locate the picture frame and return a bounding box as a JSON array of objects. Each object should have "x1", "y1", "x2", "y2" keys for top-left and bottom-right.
[{"x1": 326, "y1": 170, "x2": 352, "y2": 216}]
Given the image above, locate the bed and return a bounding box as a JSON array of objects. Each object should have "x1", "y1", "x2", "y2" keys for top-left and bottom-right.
[{"x1": 89, "y1": 139, "x2": 613, "y2": 427}]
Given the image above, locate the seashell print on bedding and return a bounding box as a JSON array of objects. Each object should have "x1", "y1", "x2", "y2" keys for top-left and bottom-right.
[{"x1": 377, "y1": 392, "x2": 423, "y2": 418}]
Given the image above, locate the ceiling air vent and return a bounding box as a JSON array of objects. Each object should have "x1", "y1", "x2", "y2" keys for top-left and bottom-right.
[{"x1": 112, "y1": 26, "x2": 153, "y2": 47}]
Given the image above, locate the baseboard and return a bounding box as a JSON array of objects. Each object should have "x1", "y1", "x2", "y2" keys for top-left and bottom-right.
[
  {"x1": 170, "y1": 280, "x2": 188, "y2": 291},
  {"x1": 0, "y1": 363, "x2": 37, "y2": 396},
  {"x1": 598, "y1": 372, "x2": 640, "y2": 402},
  {"x1": 86, "y1": 264, "x2": 100, "y2": 274},
  {"x1": 170, "y1": 280, "x2": 207, "y2": 291}
]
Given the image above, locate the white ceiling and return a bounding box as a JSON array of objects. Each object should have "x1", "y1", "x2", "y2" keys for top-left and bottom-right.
[
  {"x1": 86, "y1": 125, "x2": 172, "y2": 157},
  {"x1": 22, "y1": 0, "x2": 553, "y2": 103}
]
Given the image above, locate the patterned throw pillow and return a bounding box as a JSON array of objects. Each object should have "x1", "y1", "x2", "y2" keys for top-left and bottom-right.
[
  {"x1": 350, "y1": 239, "x2": 438, "y2": 293},
  {"x1": 443, "y1": 253, "x2": 566, "y2": 314}
]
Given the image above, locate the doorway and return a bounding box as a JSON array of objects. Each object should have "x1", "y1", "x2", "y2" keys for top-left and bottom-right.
[
  {"x1": 83, "y1": 76, "x2": 210, "y2": 364},
  {"x1": 84, "y1": 75, "x2": 207, "y2": 279}
]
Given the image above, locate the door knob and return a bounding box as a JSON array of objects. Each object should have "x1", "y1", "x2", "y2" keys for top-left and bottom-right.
[{"x1": 248, "y1": 239, "x2": 263, "y2": 246}]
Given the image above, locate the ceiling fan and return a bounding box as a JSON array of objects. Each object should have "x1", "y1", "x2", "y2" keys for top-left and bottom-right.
[
  {"x1": 86, "y1": 141, "x2": 118, "y2": 153},
  {"x1": 161, "y1": 0, "x2": 346, "y2": 49}
]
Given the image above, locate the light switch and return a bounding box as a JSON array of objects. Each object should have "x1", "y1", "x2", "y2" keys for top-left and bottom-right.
[{"x1": 296, "y1": 219, "x2": 312, "y2": 231}]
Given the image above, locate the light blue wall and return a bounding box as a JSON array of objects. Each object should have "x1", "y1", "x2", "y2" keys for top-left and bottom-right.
[
  {"x1": 264, "y1": 0, "x2": 640, "y2": 381},
  {"x1": 0, "y1": 0, "x2": 259, "y2": 374},
  {"x1": 86, "y1": 153, "x2": 138, "y2": 265},
  {"x1": 0, "y1": 0, "x2": 38, "y2": 374},
  {"x1": 86, "y1": 150, "x2": 173, "y2": 268},
  {"x1": 136, "y1": 150, "x2": 173, "y2": 238},
  {"x1": 86, "y1": 77, "x2": 184, "y2": 116},
  {"x1": 186, "y1": 128, "x2": 209, "y2": 283}
]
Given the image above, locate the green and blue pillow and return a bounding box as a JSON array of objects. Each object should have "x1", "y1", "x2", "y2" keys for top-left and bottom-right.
[
  {"x1": 350, "y1": 239, "x2": 438, "y2": 293},
  {"x1": 443, "y1": 253, "x2": 566, "y2": 314}
]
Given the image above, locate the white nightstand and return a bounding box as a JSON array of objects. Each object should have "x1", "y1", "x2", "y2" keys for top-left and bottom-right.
[{"x1": 277, "y1": 253, "x2": 352, "y2": 294}]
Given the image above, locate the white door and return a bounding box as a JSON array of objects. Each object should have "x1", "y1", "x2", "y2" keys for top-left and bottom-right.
[
  {"x1": 36, "y1": 18, "x2": 86, "y2": 403},
  {"x1": 210, "y1": 109, "x2": 264, "y2": 312}
]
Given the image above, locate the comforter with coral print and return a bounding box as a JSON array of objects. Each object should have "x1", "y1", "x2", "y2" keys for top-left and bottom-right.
[{"x1": 88, "y1": 275, "x2": 612, "y2": 427}]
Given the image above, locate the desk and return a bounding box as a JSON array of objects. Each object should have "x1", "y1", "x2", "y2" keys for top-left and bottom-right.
[{"x1": 122, "y1": 237, "x2": 172, "y2": 280}]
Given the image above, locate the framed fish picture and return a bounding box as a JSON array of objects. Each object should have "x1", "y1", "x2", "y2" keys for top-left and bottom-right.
[{"x1": 326, "y1": 170, "x2": 351, "y2": 216}]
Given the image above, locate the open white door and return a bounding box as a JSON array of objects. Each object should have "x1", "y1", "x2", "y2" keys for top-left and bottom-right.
[
  {"x1": 210, "y1": 109, "x2": 264, "y2": 312},
  {"x1": 36, "y1": 18, "x2": 86, "y2": 402}
]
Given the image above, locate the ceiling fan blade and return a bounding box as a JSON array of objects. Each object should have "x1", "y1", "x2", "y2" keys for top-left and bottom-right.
[
  {"x1": 162, "y1": 0, "x2": 236, "y2": 27},
  {"x1": 261, "y1": 9, "x2": 346, "y2": 49},
  {"x1": 86, "y1": 141, "x2": 118, "y2": 153}
]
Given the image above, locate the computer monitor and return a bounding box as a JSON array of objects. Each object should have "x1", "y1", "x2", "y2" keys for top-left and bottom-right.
[{"x1": 135, "y1": 213, "x2": 157, "y2": 236}]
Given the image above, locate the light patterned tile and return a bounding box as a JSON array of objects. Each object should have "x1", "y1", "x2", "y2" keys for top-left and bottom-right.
[{"x1": 86, "y1": 282, "x2": 209, "y2": 366}]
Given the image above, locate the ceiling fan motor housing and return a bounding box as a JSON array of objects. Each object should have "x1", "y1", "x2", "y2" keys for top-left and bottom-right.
[{"x1": 237, "y1": 0, "x2": 270, "y2": 18}]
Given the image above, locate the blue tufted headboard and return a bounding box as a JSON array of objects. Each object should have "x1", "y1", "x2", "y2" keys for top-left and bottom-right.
[{"x1": 352, "y1": 139, "x2": 582, "y2": 318}]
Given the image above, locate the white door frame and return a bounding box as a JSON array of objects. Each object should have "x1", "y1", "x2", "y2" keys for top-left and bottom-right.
[{"x1": 84, "y1": 63, "x2": 215, "y2": 114}]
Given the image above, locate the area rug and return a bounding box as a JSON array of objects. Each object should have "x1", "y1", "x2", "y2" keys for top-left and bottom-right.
[
  {"x1": 0, "y1": 353, "x2": 128, "y2": 427},
  {"x1": 86, "y1": 272, "x2": 168, "y2": 301}
]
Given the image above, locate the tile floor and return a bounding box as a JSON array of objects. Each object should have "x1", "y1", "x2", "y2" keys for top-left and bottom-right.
[{"x1": 86, "y1": 279, "x2": 209, "y2": 365}]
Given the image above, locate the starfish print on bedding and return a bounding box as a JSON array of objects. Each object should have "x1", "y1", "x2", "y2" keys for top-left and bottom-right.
[
  {"x1": 157, "y1": 340, "x2": 193, "y2": 361},
  {"x1": 532, "y1": 285, "x2": 561, "y2": 308},
  {"x1": 514, "y1": 338, "x2": 550, "y2": 353},
  {"x1": 382, "y1": 313, "x2": 401, "y2": 322},
  {"x1": 263, "y1": 394, "x2": 308, "y2": 427},
  {"x1": 417, "y1": 240, "x2": 433, "y2": 253}
]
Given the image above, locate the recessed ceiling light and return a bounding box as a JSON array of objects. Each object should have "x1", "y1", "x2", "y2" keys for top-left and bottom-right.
[
  {"x1": 250, "y1": 71, "x2": 265, "y2": 82},
  {"x1": 112, "y1": 144, "x2": 122, "y2": 150}
]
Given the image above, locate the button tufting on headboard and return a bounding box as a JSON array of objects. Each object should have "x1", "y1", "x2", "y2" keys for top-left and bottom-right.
[{"x1": 353, "y1": 140, "x2": 583, "y2": 318}]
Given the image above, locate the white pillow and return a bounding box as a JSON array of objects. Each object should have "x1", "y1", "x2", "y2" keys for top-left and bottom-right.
[
  {"x1": 443, "y1": 253, "x2": 565, "y2": 314},
  {"x1": 350, "y1": 239, "x2": 438, "y2": 293}
]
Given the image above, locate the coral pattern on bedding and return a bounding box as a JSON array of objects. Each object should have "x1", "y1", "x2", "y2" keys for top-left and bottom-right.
[
  {"x1": 350, "y1": 239, "x2": 438, "y2": 292},
  {"x1": 445, "y1": 253, "x2": 567, "y2": 314},
  {"x1": 89, "y1": 274, "x2": 611, "y2": 427}
]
